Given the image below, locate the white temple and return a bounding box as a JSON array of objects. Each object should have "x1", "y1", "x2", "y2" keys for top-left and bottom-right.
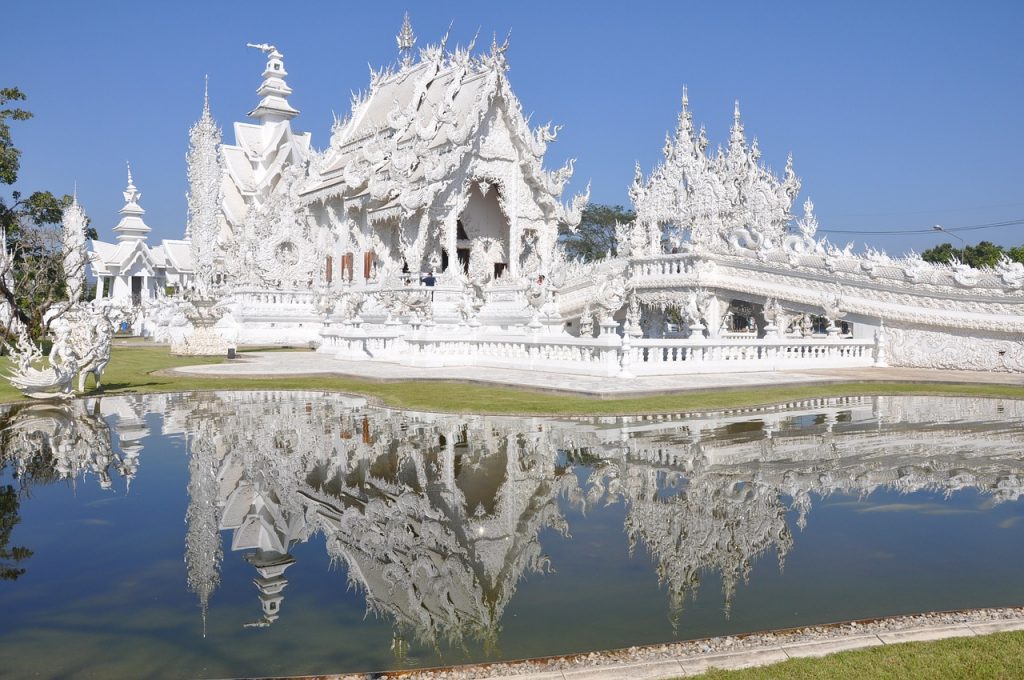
[
  {"x1": 90, "y1": 164, "x2": 194, "y2": 313},
  {"x1": 82, "y1": 16, "x2": 1024, "y2": 373}
]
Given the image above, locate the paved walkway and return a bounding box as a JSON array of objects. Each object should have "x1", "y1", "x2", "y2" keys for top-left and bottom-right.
[
  {"x1": 170, "y1": 351, "x2": 1023, "y2": 397},
  {"x1": 231, "y1": 609, "x2": 1024, "y2": 680}
]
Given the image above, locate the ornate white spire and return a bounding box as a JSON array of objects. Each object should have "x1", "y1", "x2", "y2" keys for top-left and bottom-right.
[
  {"x1": 396, "y1": 12, "x2": 416, "y2": 66},
  {"x1": 186, "y1": 77, "x2": 224, "y2": 293},
  {"x1": 797, "y1": 197, "x2": 818, "y2": 239},
  {"x1": 61, "y1": 189, "x2": 89, "y2": 303},
  {"x1": 246, "y1": 43, "x2": 299, "y2": 123},
  {"x1": 112, "y1": 162, "x2": 152, "y2": 242},
  {"x1": 729, "y1": 100, "x2": 746, "y2": 150}
]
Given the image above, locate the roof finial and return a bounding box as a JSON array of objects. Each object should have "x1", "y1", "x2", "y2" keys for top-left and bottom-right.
[
  {"x1": 245, "y1": 43, "x2": 299, "y2": 123},
  {"x1": 488, "y1": 29, "x2": 511, "y2": 63},
  {"x1": 72, "y1": 180, "x2": 78, "y2": 205},
  {"x1": 729, "y1": 99, "x2": 746, "y2": 149},
  {"x1": 439, "y1": 20, "x2": 453, "y2": 54},
  {"x1": 203, "y1": 74, "x2": 210, "y2": 114},
  {"x1": 397, "y1": 12, "x2": 416, "y2": 65},
  {"x1": 682, "y1": 85, "x2": 689, "y2": 110},
  {"x1": 114, "y1": 161, "x2": 150, "y2": 242}
]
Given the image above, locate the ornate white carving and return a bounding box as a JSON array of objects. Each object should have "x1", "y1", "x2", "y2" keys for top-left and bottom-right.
[
  {"x1": 887, "y1": 326, "x2": 1024, "y2": 372},
  {"x1": 171, "y1": 298, "x2": 229, "y2": 356},
  {"x1": 61, "y1": 193, "x2": 88, "y2": 304},
  {"x1": 186, "y1": 81, "x2": 224, "y2": 295},
  {"x1": 630, "y1": 92, "x2": 800, "y2": 255}
]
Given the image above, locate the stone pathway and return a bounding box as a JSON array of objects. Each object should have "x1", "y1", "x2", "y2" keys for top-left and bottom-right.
[
  {"x1": 228, "y1": 607, "x2": 1024, "y2": 680},
  {"x1": 170, "y1": 351, "x2": 1023, "y2": 397}
]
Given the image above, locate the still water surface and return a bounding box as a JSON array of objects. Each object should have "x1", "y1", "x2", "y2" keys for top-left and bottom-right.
[{"x1": 1, "y1": 392, "x2": 1023, "y2": 678}]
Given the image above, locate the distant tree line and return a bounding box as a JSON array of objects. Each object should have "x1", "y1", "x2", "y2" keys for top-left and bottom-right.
[{"x1": 921, "y1": 241, "x2": 1024, "y2": 269}]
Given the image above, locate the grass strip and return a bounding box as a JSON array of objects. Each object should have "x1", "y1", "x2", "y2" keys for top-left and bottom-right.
[
  {"x1": 690, "y1": 629, "x2": 1024, "y2": 679},
  {"x1": 1, "y1": 346, "x2": 1022, "y2": 416}
]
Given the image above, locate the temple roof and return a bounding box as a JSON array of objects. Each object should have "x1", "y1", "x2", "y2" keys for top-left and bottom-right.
[
  {"x1": 90, "y1": 238, "x2": 157, "y2": 275},
  {"x1": 301, "y1": 30, "x2": 583, "y2": 225},
  {"x1": 89, "y1": 237, "x2": 193, "y2": 276}
]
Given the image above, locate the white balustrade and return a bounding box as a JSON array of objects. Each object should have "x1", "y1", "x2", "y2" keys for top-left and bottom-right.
[
  {"x1": 626, "y1": 337, "x2": 873, "y2": 375},
  {"x1": 629, "y1": 254, "x2": 699, "y2": 279},
  {"x1": 321, "y1": 324, "x2": 876, "y2": 377}
]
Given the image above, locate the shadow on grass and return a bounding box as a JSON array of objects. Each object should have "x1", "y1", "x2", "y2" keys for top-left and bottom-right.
[{"x1": 93, "y1": 382, "x2": 167, "y2": 394}]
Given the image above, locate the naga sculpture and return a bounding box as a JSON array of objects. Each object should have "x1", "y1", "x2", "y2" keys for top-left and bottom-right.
[{"x1": 4, "y1": 195, "x2": 125, "y2": 399}]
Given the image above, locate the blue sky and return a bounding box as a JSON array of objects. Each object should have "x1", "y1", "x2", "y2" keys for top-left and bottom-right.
[{"x1": 8, "y1": 1, "x2": 1023, "y2": 254}]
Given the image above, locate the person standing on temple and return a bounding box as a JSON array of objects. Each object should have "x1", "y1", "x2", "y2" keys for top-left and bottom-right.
[{"x1": 421, "y1": 271, "x2": 436, "y2": 287}]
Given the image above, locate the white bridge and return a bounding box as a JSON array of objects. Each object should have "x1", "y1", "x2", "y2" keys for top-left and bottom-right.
[{"x1": 312, "y1": 231, "x2": 1024, "y2": 377}]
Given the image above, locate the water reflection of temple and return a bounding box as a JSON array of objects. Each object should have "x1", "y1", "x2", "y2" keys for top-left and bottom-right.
[
  {"x1": 176, "y1": 393, "x2": 579, "y2": 647},
  {"x1": 0, "y1": 393, "x2": 193, "y2": 493},
  {"x1": 3, "y1": 392, "x2": 1024, "y2": 645}
]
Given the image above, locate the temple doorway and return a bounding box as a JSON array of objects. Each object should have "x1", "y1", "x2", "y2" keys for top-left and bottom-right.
[
  {"x1": 131, "y1": 276, "x2": 143, "y2": 306},
  {"x1": 457, "y1": 182, "x2": 511, "y2": 275}
]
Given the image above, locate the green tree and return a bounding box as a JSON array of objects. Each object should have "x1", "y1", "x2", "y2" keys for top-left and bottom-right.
[
  {"x1": 1006, "y1": 246, "x2": 1024, "y2": 264},
  {"x1": 922, "y1": 240, "x2": 1008, "y2": 269},
  {"x1": 921, "y1": 242, "x2": 958, "y2": 265},
  {"x1": 559, "y1": 203, "x2": 635, "y2": 262},
  {"x1": 0, "y1": 87, "x2": 91, "y2": 340},
  {"x1": 963, "y1": 241, "x2": 1005, "y2": 269}
]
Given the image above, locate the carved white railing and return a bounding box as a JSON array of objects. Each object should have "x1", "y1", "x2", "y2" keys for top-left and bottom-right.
[
  {"x1": 402, "y1": 332, "x2": 623, "y2": 375},
  {"x1": 629, "y1": 249, "x2": 1024, "y2": 294},
  {"x1": 232, "y1": 288, "x2": 318, "y2": 318},
  {"x1": 320, "y1": 326, "x2": 877, "y2": 377},
  {"x1": 628, "y1": 254, "x2": 701, "y2": 279},
  {"x1": 622, "y1": 337, "x2": 874, "y2": 375}
]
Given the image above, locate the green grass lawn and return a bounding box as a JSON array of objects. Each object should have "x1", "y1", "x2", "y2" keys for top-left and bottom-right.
[
  {"x1": 689, "y1": 629, "x2": 1024, "y2": 679},
  {"x1": 1, "y1": 345, "x2": 1022, "y2": 415}
]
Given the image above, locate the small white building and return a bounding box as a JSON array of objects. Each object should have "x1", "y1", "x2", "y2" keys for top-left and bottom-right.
[{"x1": 89, "y1": 166, "x2": 194, "y2": 313}]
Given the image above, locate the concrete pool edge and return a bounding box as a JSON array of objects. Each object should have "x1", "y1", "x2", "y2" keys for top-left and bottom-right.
[{"x1": 225, "y1": 606, "x2": 1024, "y2": 680}]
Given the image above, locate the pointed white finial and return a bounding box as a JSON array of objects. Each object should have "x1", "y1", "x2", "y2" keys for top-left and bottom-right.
[
  {"x1": 439, "y1": 20, "x2": 453, "y2": 54},
  {"x1": 114, "y1": 161, "x2": 150, "y2": 241},
  {"x1": 203, "y1": 74, "x2": 210, "y2": 114},
  {"x1": 397, "y1": 12, "x2": 416, "y2": 64},
  {"x1": 729, "y1": 100, "x2": 745, "y2": 149},
  {"x1": 246, "y1": 43, "x2": 298, "y2": 122},
  {"x1": 72, "y1": 180, "x2": 78, "y2": 205},
  {"x1": 682, "y1": 85, "x2": 689, "y2": 109}
]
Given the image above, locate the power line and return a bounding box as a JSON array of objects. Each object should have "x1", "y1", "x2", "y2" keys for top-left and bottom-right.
[{"x1": 818, "y1": 218, "x2": 1024, "y2": 236}]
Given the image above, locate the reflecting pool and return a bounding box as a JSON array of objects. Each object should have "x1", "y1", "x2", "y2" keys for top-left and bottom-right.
[{"x1": 2, "y1": 392, "x2": 1024, "y2": 678}]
